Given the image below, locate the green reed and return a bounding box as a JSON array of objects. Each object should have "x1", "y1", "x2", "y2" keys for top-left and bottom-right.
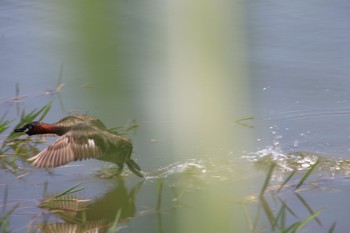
[
  {"x1": 39, "y1": 183, "x2": 86, "y2": 210},
  {"x1": 248, "y1": 161, "x2": 336, "y2": 233},
  {"x1": 106, "y1": 209, "x2": 122, "y2": 233},
  {"x1": 0, "y1": 185, "x2": 18, "y2": 233},
  {"x1": 0, "y1": 101, "x2": 52, "y2": 178}
]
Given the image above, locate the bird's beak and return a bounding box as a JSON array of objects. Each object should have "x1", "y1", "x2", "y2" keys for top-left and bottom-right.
[{"x1": 14, "y1": 126, "x2": 28, "y2": 133}]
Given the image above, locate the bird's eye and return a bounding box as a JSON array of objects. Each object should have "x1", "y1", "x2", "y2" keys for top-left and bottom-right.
[{"x1": 28, "y1": 125, "x2": 33, "y2": 130}]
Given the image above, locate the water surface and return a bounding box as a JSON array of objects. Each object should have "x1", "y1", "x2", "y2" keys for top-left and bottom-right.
[{"x1": 1, "y1": 0, "x2": 350, "y2": 232}]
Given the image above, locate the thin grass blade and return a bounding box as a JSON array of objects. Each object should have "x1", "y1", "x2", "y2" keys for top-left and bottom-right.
[
  {"x1": 274, "y1": 204, "x2": 285, "y2": 231},
  {"x1": 259, "y1": 196, "x2": 276, "y2": 231},
  {"x1": 327, "y1": 222, "x2": 336, "y2": 233},
  {"x1": 53, "y1": 183, "x2": 84, "y2": 199},
  {"x1": 157, "y1": 178, "x2": 163, "y2": 211},
  {"x1": 277, "y1": 196, "x2": 297, "y2": 218},
  {"x1": 278, "y1": 169, "x2": 297, "y2": 192},
  {"x1": 242, "y1": 205, "x2": 253, "y2": 231},
  {"x1": 107, "y1": 209, "x2": 122, "y2": 233},
  {"x1": 295, "y1": 193, "x2": 322, "y2": 226},
  {"x1": 42, "y1": 183, "x2": 85, "y2": 205},
  {"x1": 292, "y1": 209, "x2": 323, "y2": 233},
  {"x1": 294, "y1": 159, "x2": 319, "y2": 191},
  {"x1": 260, "y1": 163, "x2": 276, "y2": 197},
  {"x1": 0, "y1": 203, "x2": 19, "y2": 224},
  {"x1": 37, "y1": 101, "x2": 52, "y2": 121}
]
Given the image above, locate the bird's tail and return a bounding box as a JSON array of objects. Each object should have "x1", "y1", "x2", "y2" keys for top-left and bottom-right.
[{"x1": 126, "y1": 159, "x2": 143, "y2": 178}]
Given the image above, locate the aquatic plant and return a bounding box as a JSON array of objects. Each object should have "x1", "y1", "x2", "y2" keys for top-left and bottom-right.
[
  {"x1": 0, "y1": 102, "x2": 339, "y2": 232},
  {"x1": 243, "y1": 161, "x2": 336, "y2": 233},
  {"x1": 0, "y1": 102, "x2": 52, "y2": 177},
  {"x1": 39, "y1": 183, "x2": 86, "y2": 211},
  {"x1": 0, "y1": 186, "x2": 18, "y2": 233}
]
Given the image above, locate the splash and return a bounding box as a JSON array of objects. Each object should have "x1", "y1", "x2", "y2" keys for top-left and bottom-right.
[
  {"x1": 145, "y1": 158, "x2": 240, "y2": 184},
  {"x1": 244, "y1": 146, "x2": 350, "y2": 176},
  {"x1": 243, "y1": 146, "x2": 319, "y2": 172}
]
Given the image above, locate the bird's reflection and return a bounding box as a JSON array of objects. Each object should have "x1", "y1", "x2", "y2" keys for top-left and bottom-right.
[{"x1": 34, "y1": 177, "x2": 143, "y2": 233}]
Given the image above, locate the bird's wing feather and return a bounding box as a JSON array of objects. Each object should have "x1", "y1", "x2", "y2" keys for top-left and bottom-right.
[{"x1": 28, "y1": 130, "x2": 106, "y2": 168}]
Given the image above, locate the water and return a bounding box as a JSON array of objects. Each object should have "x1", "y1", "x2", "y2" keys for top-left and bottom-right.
[
  {"x1": 246, "y1": 1, "x2": 350, "y2": 232},
  {"x1": 1, "y1": 0, "x2": 350, "y2": 232},
  {"x1": 248, "y1": 0, "x2": 350, "y2": 156}
]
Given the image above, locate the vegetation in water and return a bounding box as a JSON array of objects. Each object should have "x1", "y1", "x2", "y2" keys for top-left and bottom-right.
[
  {"x1": 0, "y1": 84, "x2": 339, "y2": 232},
  {"x1": 238, "y1": 161, "x2": 336, "y2": 233},
  {"x1": 0, "y1": 122, "x2": 336, "y2": 233}
]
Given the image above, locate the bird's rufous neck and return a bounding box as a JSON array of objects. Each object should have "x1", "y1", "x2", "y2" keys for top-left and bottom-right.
[{"x1": 36, "y1": 123, "x2": 64, "y2": 135}]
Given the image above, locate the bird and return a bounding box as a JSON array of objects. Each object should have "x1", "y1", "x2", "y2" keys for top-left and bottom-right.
[{"x1": 14, "y1": 115, "x2": 143, "y2": 177}]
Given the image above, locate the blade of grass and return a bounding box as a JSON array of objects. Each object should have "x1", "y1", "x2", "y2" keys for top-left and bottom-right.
[
  {"x1": 277, "y1": 196, "x2": 297, "y2": 218},
  {"x1": 274, "y1": 204, "x2": 285, "y2": 231},
  {"x1": 235, "y1": 116, "x2": 255, "y2": 128},
  {"x1": 259, "y1": 196, "x2": 276, "y2": 231},
  {"x1": 107, "y1": 209, "x2": 122, "y2": 233},
  {"x1": 251, "y1": 205, "x2": 261, "y2": 233},
  {"x1": 259, "y1": 163, "x2": 276, "y2": 197},
  {"x1": 37, "y1": 101, "x2": 52, "y2": 121},
  {"x1": 42, "y1": 183, "x2": 85, "y2": 205},
  {"x1": 292, "y1": 209, "x2": 323, "y2": 233},
  {"x1": 16, "y1": 83, "x2": 20, "y2": 115},
  {"x1": 327, "y1": 222, "x2": 336, "y2": 233},
  {"x1": 20, "y1": 101, "x2": 52, "y2": 123},
  {"x1": 157, "y1": 178, "x2": 163, "y2": 211},
  {"x1": 242, "y1": 204, "x2": 253, "y2": 231},
  {"x1": 280, "y1": 204, "x2": 286, "y2": 231},
  {"x1": 52, "y1": 183, "x2": 84, "y2": 199},
  {"x1": 2, "y1": 185, "x2": 8, "y2": 213},
  {"x1": 284, "y1": 222, "x2": 299, "y2": 233},
  {"x1": 0, "y1": 119, "x2": 12, "y2": 135},
  {"x1": 55, "y1": 63, "x2": 64, "y2": 92},
  {"x1": 278, "y1": 169, "x2": 297, "y2": 192},
  {"x1": 294, "y1": 159, "x2": 319, "y2": 191},
  {"x1": 0, "y1": 203, "x2": 19, "y2": 229},
  {"x1": 280, "y1": 222, "x2": 299, "y2": 233},
  {"x1": 295, "y1": 193, "x2": 322, "y2": 226}
]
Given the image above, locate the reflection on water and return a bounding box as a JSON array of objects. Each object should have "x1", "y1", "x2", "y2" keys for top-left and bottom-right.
[
  {"x1": 14, "y1": 158, "x2": 248, "y2": 233},
  {"x1": 33, "y1": 178, "x2": 142, "y2": 232}
]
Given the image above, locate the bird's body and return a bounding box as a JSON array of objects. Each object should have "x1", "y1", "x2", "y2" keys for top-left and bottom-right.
[{"x1": 14, "y1": 115, "x2": 143, "y2": 177}]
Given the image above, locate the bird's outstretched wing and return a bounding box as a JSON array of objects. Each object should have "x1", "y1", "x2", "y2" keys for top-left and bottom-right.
[{"x1": 28, "y1": 128, "x2": 107, "y2": 168}]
